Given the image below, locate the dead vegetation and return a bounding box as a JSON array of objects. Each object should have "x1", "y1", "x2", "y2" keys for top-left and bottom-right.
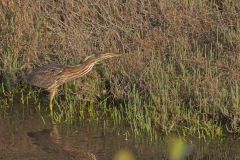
[{"x1": 0, "y1": 0, "x2": 240, "y2": 135}]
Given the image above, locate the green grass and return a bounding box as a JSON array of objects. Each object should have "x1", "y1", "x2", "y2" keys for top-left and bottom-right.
[{"x1": 0, "y1": 0, "x2": 240, "y2": 139}]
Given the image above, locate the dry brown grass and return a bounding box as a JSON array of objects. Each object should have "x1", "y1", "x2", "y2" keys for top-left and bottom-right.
[{"x1": 1, "y1": 0, "x2": 240, "y2": 135}]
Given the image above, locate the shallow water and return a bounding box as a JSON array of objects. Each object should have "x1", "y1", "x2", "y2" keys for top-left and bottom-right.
[{"x1": 0, "y1": 113, "x2": 240, "y2": 160}]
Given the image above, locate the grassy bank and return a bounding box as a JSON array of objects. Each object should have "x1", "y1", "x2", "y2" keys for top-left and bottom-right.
[{"x1": 1, "y1": 0, "x2": 240, "y2": 138}]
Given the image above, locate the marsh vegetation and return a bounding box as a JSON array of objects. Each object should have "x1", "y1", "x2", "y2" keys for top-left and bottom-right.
[{"x1": 0, "y1": 0, "x2": 240, "y2": 139}]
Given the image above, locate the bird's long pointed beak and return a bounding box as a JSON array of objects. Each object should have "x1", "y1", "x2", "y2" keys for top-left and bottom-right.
[{"x1": 114, "y1": 53, "x2": 122, "y2": 57}]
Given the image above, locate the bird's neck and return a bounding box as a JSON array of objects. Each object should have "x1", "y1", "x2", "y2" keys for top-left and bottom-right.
[{"x1": 66, "y1": 62, "x2": 96, "y2": 81}]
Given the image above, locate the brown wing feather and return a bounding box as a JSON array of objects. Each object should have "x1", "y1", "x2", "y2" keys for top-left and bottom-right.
[{"x1": 25, "y1": 64, "x2": 65, "y2": 90}]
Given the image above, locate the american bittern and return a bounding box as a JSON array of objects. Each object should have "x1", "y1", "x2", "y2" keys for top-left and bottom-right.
[{"x1": 25, "y1": 52, "x2": 121, "y2": 115}]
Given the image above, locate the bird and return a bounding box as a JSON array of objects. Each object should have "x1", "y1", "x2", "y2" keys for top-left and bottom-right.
[{"x1": 25, "y1": 52, "x2": 121, "y2": 115}]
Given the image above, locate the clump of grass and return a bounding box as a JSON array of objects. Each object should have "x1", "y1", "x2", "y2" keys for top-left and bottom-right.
[{"x1": 1, "y1": 0, "x2": 240, "y2": 138}]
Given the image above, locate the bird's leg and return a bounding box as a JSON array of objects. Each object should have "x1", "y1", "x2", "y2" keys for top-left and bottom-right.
[{"x1": 49, "y1": 88, "x2": 57, "y2": 117}]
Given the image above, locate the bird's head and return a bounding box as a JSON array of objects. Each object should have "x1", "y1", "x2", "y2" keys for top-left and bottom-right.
[
  {"x1": 83, "y1": 52, "x2": 121, "y2": 64},
  {"x1": 96, "y1": 52, "x2": 121, "y2": 60}
]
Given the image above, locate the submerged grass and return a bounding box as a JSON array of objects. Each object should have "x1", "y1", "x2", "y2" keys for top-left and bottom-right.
[{"x1": 1, "y1": 0, "x2": 240, "y2": 139}]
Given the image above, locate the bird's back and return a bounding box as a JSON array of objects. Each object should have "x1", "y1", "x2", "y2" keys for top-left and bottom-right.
[{"x1": 25, "y1": 64, "x2": 65, "y2": 90}]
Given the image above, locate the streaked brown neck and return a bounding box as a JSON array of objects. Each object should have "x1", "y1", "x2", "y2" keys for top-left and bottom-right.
[{"x1": 65, "y1": 60, "x2": 97, "y2": 82}]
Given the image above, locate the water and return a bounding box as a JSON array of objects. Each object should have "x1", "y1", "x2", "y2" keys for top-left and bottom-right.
[{"x1": 0, "y1": 113, "x2": 240, "y2": 160}]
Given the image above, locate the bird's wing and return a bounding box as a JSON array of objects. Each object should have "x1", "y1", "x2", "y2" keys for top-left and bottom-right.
[{"x1": 25, "y1": 64, "x2": 65, "y2": 89}]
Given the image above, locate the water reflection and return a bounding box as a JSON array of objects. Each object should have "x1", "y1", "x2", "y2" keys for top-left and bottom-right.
[
  {"x1": 28, "y1": 123, "x2": 97, "y2": 160},
  {"x1": 113, "y1": 149, "x2": 135, "y2": 160},
  {"x1": 0, "y1": 113, "x2": 240, "y2": 160},
  {"x1": 167, "y1": 137, "x2": 194, "y2": 160}
]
